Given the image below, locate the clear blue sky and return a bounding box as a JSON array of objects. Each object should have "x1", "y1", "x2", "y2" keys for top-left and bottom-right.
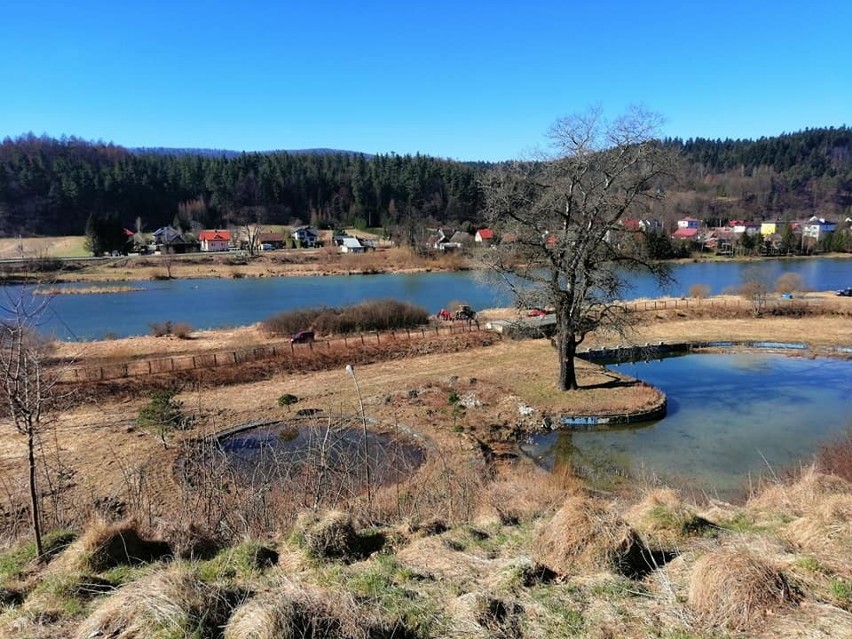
[{"x1": 2, "y1": 0, "x2": 850, "y2": 161}]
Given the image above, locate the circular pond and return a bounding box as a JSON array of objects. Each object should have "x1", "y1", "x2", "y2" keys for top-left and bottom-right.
[
  {"x1": 521, "y1": 352, "x2": 852, "y2": 498},
  {"x1": 181, "y1": 419, "x2": 425, "y2": 501}
]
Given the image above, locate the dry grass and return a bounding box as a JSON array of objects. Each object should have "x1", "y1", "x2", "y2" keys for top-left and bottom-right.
[
  {"x1": 748, "y1": 466, "x2": 852, "y2": 518},
  {"x1": 477, "y1": 464, "x2": 579, "y2": 525},
  {"x1": 1, "y1": 245, "x2": 475, "y2": 283},
  {"x1": 73, "y1": 564, "x2": 228, "y2": 639},
  {"x1": 449, "y1": 591, "x2": 523, "y2": 639},
  {"x1": 52, "y1": 520, "x2": 170, "y2": 574},
  {"x1": 624, "y1": 488, "x2": 714, "y2": 547},
  {"x1": 224, "y1": 578, "x2": 383, "y2": 639},
  {"x1": 532, "y1": 494, "x2": 649, "y2": 578},
  {"x1": 687, "y1": 548, "x2": 798, "y2": 631},
  {"x1": 294, "y1": 511, "x2": 359, "y2": 561},
  {"x1": 782, "y1": 494, "x2": 852, "y2": 571}
]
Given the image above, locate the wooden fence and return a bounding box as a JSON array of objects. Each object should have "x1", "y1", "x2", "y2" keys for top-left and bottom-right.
[{"x1": 58, "y1": 321, "x2": 483, "y2": 383}]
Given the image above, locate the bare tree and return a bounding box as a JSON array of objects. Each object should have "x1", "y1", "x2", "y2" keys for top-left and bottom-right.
[
  {"x1": 0, "y1": 290, "x2": 65, "y2": 558},
  {"x1": 235, "y1": 206, "x2": 268, "y2": 256},
  {"x1": 483, "y1": 106, "x2": 676, "y2": 390}
]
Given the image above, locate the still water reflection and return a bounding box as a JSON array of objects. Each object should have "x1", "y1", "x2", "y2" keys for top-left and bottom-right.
[{"x1": 521, "y1": 353, "x2": 852, "y2": 497}]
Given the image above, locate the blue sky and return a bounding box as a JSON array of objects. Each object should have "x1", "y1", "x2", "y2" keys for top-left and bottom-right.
[{"x1": 1, "y1": 0, "x2": 850, "y2": 161}]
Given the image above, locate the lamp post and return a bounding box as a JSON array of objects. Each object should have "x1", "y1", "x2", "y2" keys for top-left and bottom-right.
[{"x1": 345, "y1": 364, "x2": 372, "y2": 514}]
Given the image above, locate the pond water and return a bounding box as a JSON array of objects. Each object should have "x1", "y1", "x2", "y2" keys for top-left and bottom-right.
[
  {"x1": 6, "y1": 256, "x2": 852, "y2": 339},
  {"x1": 212, "y1": 421, "x2": 424, "y2": 493},
  {"x1": 520, "y1": 352, "x2": 852, "y2": 498}
]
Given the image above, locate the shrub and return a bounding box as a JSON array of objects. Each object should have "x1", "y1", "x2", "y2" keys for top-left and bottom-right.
[
  {"x1": 816, "y1": 428, "x2": 852, "y2": 483},
  {"x1": 775, "y1": 272, "x2": 805, "y2": 294},
  {"x1": 277, "y1": 393, "x2": 300, "y2": 410},
  {"x1": 262, "y1": 300, "x2": 429, "y2": 337},
  {"x1": 688, "y1": 284, "x2": 711, "y2": 299},
  {"x1": 138, "y1": 390, "x2": 187, "y2": 447},
  {"x1": 171, "y1": 322, "x2": 192, "y2": 339},
  {"x1": 149, "y1": 320, "x2": 193, "y2": 338},
  {"x1": 149, "y1": 320, "x2": 173, "y2": 337}
]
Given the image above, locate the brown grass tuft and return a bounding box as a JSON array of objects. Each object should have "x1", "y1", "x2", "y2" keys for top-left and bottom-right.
[
  {"x1": 156, "y1": 521, "x2": 221, "y2": 560},
  {"x1": 625, "y1": 488, "x2": 715, "y2": 546},
  {"x1": 450, "y1": 591, "x2": 523, "y2": 638},
  {"x1": 782, "y1": 493, "x2": 852, "y2": 561},
  {"x1": 478, "y1": 465, "x2": 578, "y2": 525},
  {"x1": 224, "y1": 579, "x2": 386, "y2": 639},
  {"x1": 532, "y1": 494, "x2": 649, "y2": 578},
  {"x1": 687, "y1": 548, "x2": 798, "y2": 631},
  {"x1": 749, "y1": 466, "x2": 852, "y2": 517},
  {"x1": 56, "y1": 519, "x2": 171, "y2": 573},
  {"x1": 73, "y1": 564, "x2": 228, "y2": 639},
  {"x1": 295, "y1": 511, "x2": 358, "y2": 560}
]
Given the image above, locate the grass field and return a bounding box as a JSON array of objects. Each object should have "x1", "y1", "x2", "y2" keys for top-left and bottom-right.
[{"x1": 0, "y1": 236, "x2": 89, "y2": 259}]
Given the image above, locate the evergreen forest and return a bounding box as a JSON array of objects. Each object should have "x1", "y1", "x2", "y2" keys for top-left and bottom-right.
[{"x1": 0, "y1": 127, "x2": 850, "y2": 238}]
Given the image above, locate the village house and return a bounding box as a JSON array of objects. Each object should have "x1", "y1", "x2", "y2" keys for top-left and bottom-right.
[
  {"x1": 729, "y1": 220, "x2": 761, "y2": 236},
  {"x1": 802, "y1": 217, "x2": 837, "y2": 241},
  {"x1": 672, "y1": 217, "x2": 701, "y2": 241},
  {"x1": 293, "y1": 226, "x2": 320, "y2": 248},
  {"x1": 257, "y1": 232, "x2": 286, "y2": 250},
  {"x1": 475, "y1": 228, "x2": 494, "y2": 245},
  {"x1": 198, "y1": 229, "x2": 231, "y2": 252},
  {"x1": 338, "y1": 236, "x2": 365, "y2": 253},
  {"x1": 430, "y1": 227, "x2": 462, "y2": 251},
  {"x1": 153, "y1": 226, "x2": 194, "y2": 254}
]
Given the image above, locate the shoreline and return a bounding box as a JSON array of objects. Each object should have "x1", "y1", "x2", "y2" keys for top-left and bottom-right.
[{"x1": 0, "y1": 248, "x2": 849, "y2": 285}]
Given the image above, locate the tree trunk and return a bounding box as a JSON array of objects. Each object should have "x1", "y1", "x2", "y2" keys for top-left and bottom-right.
[
  {"x1": 558, "y1": 330, "x2": 580, "y2": 391},
  {"x1": 27, "y1": 429, "x2": 44, "y2": 559}
]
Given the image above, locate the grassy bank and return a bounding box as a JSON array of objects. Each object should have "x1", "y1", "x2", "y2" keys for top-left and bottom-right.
[{"x1": 0, "y1": 303, "x2": 850, "y2": 637}]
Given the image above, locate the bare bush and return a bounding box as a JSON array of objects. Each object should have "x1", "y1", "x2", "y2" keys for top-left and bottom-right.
[
  {"x1": 688, "y1": 284, "x2": 710, "y2": 299},
  {"x1": 149, "y1": 320, "x2": 193, "y2": 338},
  {"x1": 262, "y1": 300, "x2": 429, "y2": 337},
  {"x1": 739, "y1": 279, "x2": 771, "y2": 315},
  {"x1": 816, "y1": 428, "x2": 852, "y2": 483},
  {"x1": 775, "y1": 272, "x2": 805, "y2": 295}
]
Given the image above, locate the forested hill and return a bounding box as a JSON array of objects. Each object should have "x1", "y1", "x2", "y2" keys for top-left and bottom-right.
[
  {"x1": 661, "y1": 127, "x2": 852, "y2": 223},
  {"x1": 0, "y1": 134, "x2": 483, "y2": 236},
  {"x1": 0, "y1": 128, "x2": 850, "y2": 237}
]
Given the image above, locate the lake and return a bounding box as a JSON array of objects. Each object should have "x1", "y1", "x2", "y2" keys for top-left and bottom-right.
[
  {"x1": 7, "y1": 256, "x2": 852, "y2": 340},
  {"x1": 520, "y1": 352, "x2": 852, "y2": 498}
]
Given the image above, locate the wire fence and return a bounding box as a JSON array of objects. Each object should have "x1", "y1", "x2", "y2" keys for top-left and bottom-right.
[{"x1": 58, "y1": 321, "x2": 483, "y2": 383}]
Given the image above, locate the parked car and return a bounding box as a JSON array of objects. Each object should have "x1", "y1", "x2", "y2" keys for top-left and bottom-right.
[
  {"x1": 290, "y1": 330, "x2": 315, "y2": 343},
  {"x1": 835, "y1": 287, "x2": 852, "y2": 297}
]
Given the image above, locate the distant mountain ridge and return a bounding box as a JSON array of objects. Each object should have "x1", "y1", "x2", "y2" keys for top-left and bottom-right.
[{"x1": 131, "y1": 146, "x2": 372, "y2": 158}]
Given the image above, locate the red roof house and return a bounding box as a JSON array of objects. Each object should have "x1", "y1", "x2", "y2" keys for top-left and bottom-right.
[{"x1": 198, "y1": 229, "x2": 231, "y2": 252}]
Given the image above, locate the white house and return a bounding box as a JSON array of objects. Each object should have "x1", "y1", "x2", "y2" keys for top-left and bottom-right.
[
  {"x1": 198, "y1": 229, "x2": 231, "y2": 252},
  {"x1": 339, "y1": 237, "x2": 365, "y2": 253},
  {"x1": 802, "y1": 217, "x2": 836, "y2": 240},
  {"x1": 677, "y1": 217, "x2": 701, "y2": 229},
  {"x1": 293, "y1": 226, "x2": 320, "y2": 248}
]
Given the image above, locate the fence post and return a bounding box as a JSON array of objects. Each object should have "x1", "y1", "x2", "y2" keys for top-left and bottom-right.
[{"x1": 361, "y1": 334, "x2": 365, "y2": 345}]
